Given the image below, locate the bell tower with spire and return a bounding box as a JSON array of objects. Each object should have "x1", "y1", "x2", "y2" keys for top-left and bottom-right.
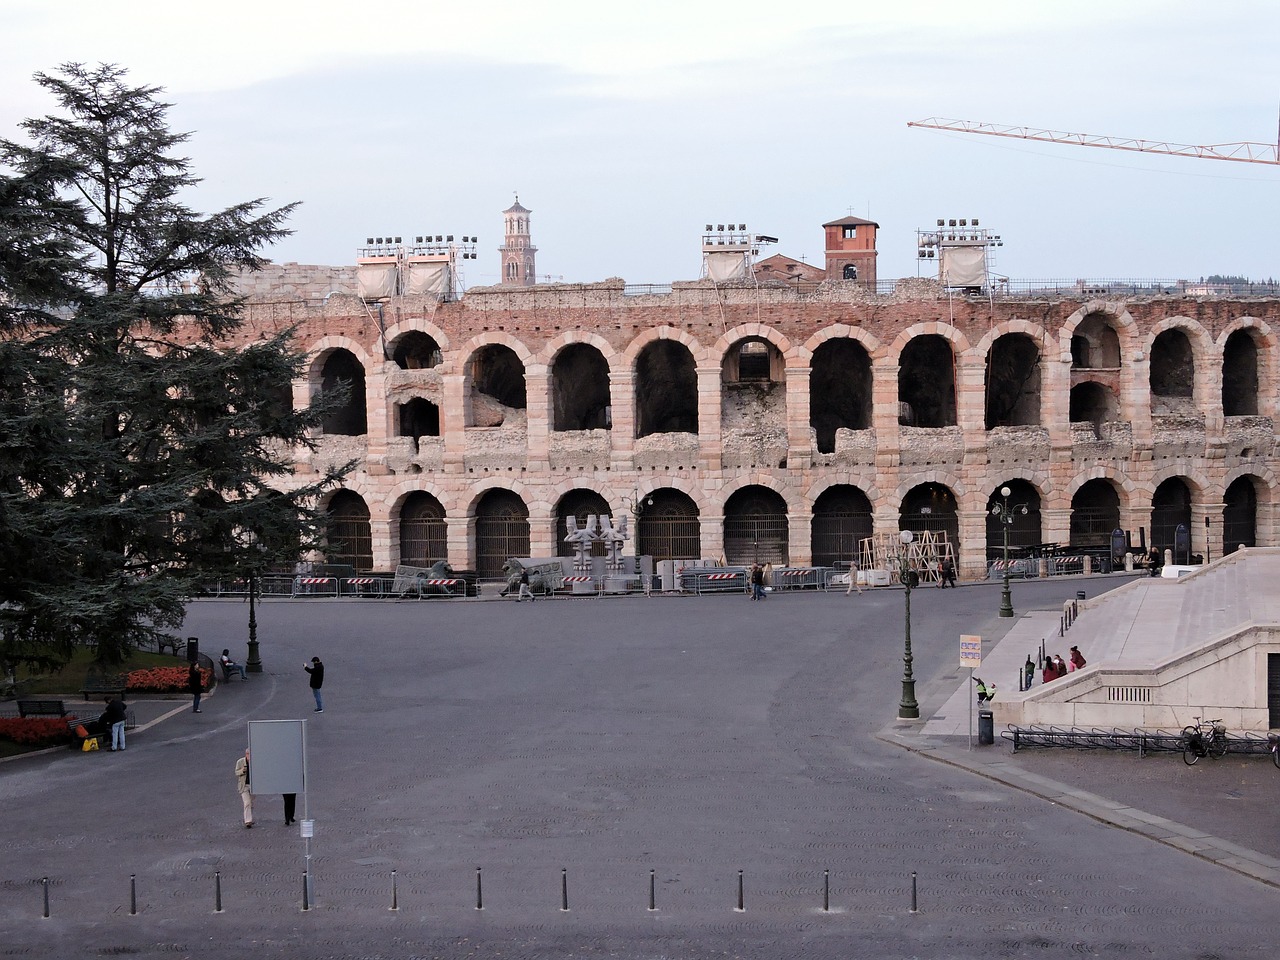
[{"x1": 499, "y1": 194, "x2": 537, "y2": 286}]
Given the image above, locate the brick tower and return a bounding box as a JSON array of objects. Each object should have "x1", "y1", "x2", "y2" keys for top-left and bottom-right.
[
  {"x1": 823, "y1": 215, "x2": 879, "y2": 287},
  {"x1": 499, "y1": 195, "x2": 537, "y2": 286}
]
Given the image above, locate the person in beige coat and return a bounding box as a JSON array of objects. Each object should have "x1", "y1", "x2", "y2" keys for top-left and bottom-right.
[{"x1": 234, "y1": 748, "x2": 254, "y2": 828}]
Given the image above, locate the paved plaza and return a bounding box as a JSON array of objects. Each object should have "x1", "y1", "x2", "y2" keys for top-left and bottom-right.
[{"x1": 2, "y1": 576, "x2": 1279, "y2": 959}]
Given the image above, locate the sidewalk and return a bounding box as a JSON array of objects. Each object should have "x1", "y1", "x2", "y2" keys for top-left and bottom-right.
[{"x1": 882, "y1": 582, "x2": 1280, "y2": 889}]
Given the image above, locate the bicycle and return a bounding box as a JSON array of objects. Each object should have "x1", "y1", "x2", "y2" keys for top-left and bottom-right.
[{"x1": 1181, "y1": 716, "x2": 1228, "y2": 765}]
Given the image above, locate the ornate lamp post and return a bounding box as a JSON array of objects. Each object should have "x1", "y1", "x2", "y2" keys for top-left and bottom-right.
[
  {"x1": 239, "y1": 531, "x2": 265, "y2": 673},
  {"x1": 898, "y1": 529, "x2": 920, "y2": 720},
  {"x1": 990, "y1": 485, "x2": 1028, "y2": 619}
]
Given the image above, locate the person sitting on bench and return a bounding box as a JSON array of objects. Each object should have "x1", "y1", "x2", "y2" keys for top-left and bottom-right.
[{"x1": 220, "y1": 649, "x2": 248, "y2": 681}]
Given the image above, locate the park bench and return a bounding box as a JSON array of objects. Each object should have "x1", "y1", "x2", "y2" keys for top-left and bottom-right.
[
  {"x1": 81, "y1": 666, "x2": 127, "y2": 701},
  {"x1": 156, "y1": 636, "x2": 187, "y2": 657},
  {"x1": 17, "y1": 698, "x2": 67, "y2": 718}
]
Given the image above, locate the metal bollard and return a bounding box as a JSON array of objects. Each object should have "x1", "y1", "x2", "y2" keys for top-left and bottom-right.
[
  {"x1": 214, "y1": 871, "x2": 223, "y2": 914},
  {"x1": 910, "y1": 871, "x2": 918, "y2": 913},
  {"x1": 561, "y1": 868, "x2": 569, "y2": 912},
  {"x1": 42, "y1": 877, "x2": 49, "y2": 919},
  {"x1": 130, "y1": 874, "x2": 137, "y2": 916},
  {"x1": 475, "y1": 867, "x2": 483, "y2": 910},
  {"x1": 302, "y1": 872, "x2": 310, "y2": 911},
  {"x1": 390, "y1": 870, "x2": 398, "y2": 911},
  {"x1": 648, "y1": 869, "x2": 656, "y2": 911},
  {"x1": 735, "y1": 869, "x2": 745, "y2": 912},
  {"x1": 823, "y1": 869, "x2": 830, "y2": 912}
]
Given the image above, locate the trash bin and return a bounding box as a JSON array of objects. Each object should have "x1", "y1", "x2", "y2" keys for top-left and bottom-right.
[
  {"x1": 978, "y1": 709, "x2": 994, "y2": 746},
  {"x1": 1076, "y1": 590, "x2": 1086, "y2": 601}
]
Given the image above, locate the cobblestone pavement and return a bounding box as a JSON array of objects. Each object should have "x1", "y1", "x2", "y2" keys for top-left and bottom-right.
[{"x1": 2, "y1": 579, "x2": 1278, "y2": 959}]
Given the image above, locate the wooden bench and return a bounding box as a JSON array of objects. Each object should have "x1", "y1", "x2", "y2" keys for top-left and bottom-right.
[
  {"x1": 81, "y1": 668, "x2": 127, "y2": 701},
  {"x1": 17, "y1": 698, "x2": 68, "y2": 718},
  {"x1": 156, "y1": 637, "x2": 187, "y2": 657}
]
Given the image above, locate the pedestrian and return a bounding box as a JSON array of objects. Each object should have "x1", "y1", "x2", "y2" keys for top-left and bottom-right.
[
  {"x1": 845, "y1": 560, "x2": 863, "y2": 595},
  {"x1": 750, "y1": 563, "x2": 765, "y2": 601},
  {"x1": 973, "y1": 677, "x2": 994, "y2": 703},
  {"x1": 102, "y1": 694, "x2": 127, "y2": 751},
  {"x1": 1042, "y1": 659, "x2": 1057, "y2": 684},
  {"x1": 1069, "y1": 645, "x2": 1087, "y2": 671},
  {"x1": 1023, "y1": 656, "x2": 1035, "y2": 689},
  {"x1": 1052, "y1": 654, "x2": 1067, "y2": 677},
  {"x1": 305, "y1": 656, "x2": 324, "y2": 712},
  {"x1": 235, "y1": 748, "x2": 254, "y2": 828},
  {"x1": 220, "y1": 649, "x2": 248, "y2": 681},
  {"x1": 941, "y1": 556, "x2": 956, "y2": 588},
  {"x1": 188, "y1": 662, "x2": 204, "y2": 713},
  {"x1": 283, "y1": 793, "x2": 297, "y2": 826},
  {"x1": 516, "y1": 567, "x2": 534, "y2": 602}
]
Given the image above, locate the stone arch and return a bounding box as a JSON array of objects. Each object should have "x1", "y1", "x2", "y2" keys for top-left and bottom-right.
[
  {"x1": 383, "y1": 317, "x2": 452, "y2": 358},
  {"x1": 554, "y1": 487, "x2": 614, "y2": 559},
  {"x1": 472, "y1": 487, "x2": 531, "y2": 579},
  {"x1": 1150, "y1": 475, "x2": 1196, "y2": 558},
  {"x1": 1068, "y1": 477, "x2": 1123, "y2": 552},
  {"x1": 620, "y1": 326, "x2": 709, "y2": 368},
  {"x1": 899, "y1": 481, "x2": 961, "y2": 560},
  {"x1": 810, "y1": 483, "x2": 875, "y2": 567},
  {"x1": 550, "y1": 341, "x2": 612, "y2": 431},
  {"x1": 394, "y1": 490, "x2": 448, "y2": 566},
  {"x1": 1147, "y1": 317, "x2": 1210, "y2": 413},
  {"x1": 1069, "y1": 380, "x2": 1120, "y2": 424},
  {"x1": 315, "y1": 346, "x2": 368, "y2": 436},
  {"x1": 722, "y1": 483, "x2": 790, "y2": 565},
  {"x1": 633, "y1": 337, "x2": 699, "y2": 437},
  {"x1": 984, "y1": 331, "x2": 1043, "y2": 427},
  {"x1": 306, "y1": 336, "x2": 376, "y2": 379},
  {"x1": 1058, "y1": 302, "x2": 1138, "y2": 364},
  {"x1": 809, "y1": 335, "x2": 874, "y2": 452},
  {"x1": 972, "y1": 318, "x2": 1049, "y2": 358},
  {"x1": 801, "y1": 324, "x2": 883, "y2": 363},
  {"x1": 1066, "y1": 465, "x2": 1138, "y2": 503},
  {"x1": 897, "y1": 333, "x2": 958, "y2": 427},
  {"x1": 1223, "y1": 473, "x2": 1267, "y2": 552},
  {"x1": 718, "y1": 473, "x2": 803, "y2": 515},
  {"x1": 805, "y1": 472, "x2": 885, "y2": 509},
  {"x1": 636, "y1": 486, "x2": 702, "y2": 562},
  {"x1": 891, "y1": 470, "x2": 968, "y2": 507},
  {"x1": 461, "y1": 340, "x2": 528, "y2": 426},
  {"x1": 324, "y1": 489, "x2": 373, "y2": 572},
  {"x1": 712, "y1": 323, "x2": 795, "y2": 362},
  {"x1": 886, "y1": 320, "x2": 973, "y2": 359},
  {"x1": 984, "y1": 479, "x2": 1044, "y2": 562}
]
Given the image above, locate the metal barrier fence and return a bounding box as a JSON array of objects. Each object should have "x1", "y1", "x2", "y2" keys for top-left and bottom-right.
[
  {"x1": 680, "y1": 568, "x2": 748, "y2": 595},
  {"x1": 1003, "y1": 725, "x2": 1274, "y2": 756},
  {"x1": 770, "y1": 567, "x2": 827, "y2": 591}
]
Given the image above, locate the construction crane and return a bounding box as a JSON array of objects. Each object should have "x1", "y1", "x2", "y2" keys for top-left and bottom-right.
[{"x1": 908, "y1": 117, "x2": 1280, "y2": 166}]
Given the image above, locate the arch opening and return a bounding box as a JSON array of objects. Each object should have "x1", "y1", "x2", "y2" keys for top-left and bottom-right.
[
  {"x1": 391, "y1": 331, "x2": 443, "y2": 370},
  {"x1": 1223, "y1": 475, "x2": 1259, "y2": 552},
  {"x1": 811, "y1": 485, "x2": 873, "y2": 567},
  {"x1": 399, "y1": 492, "x2": 446, "y2": 566},
  {"x1": 636, "y1": 340, "x2": 698, "y2": 437},
  {"x1": 326, "y1": 490, "x2": 373, "y2": 572},
  {"x1": 637, "y1": 489, "x2": 701, "y2": 562},
  {"x1": 474, "y1": 489, "x2": 530, "y2": 579},
  {"x1": 985, "y1": 480, "x2": 1043, "y2": 563},
  {"x1": 467, "y1": 345, "x2": 527, "y2": 427},
  {"x1": 723, "y1": 486, "x2": 789, "y2": 565},
  {"x1": 1223, "y1": 329, "x2": 1260, "y2": 416},
  {"x1": 1069, "y1": 479, "x2": 1120, "y2": 552},
  {"x1": 320, "y1": 349, "x2": 367, "y2": 436},
  {"x1": 555, "y1": 488, "x2": 612, "y2": 558},
  {"x1": 984, "y1": 333, "x2": 1041, "y2": 428},
  {"x1": 810, "y1": 338, "x2": 872, "y2": 453},
  {"x1": 552, "y1": 343, "x2": 611, "y2": 431},
  {"x1": 898, "y1": 335, "x2": 956, "y2": 427}
]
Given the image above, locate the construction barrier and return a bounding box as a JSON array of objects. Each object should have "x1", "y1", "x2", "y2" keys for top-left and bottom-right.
[
  {"x1": 680, "y1": 568, "x2": 747, "y2": 595},
  {"x1": 771, "y1": 567, "x2": 827, "y2": 591}
]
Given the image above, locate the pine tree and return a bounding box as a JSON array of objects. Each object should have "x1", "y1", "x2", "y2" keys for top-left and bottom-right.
[{"x1": 0, "y1": 63, "x2": 349, "y2": 666}]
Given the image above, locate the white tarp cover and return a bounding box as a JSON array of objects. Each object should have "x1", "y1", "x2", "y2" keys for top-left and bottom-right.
[
  {"x1": 405, "y1": 259, "x2": 449, "y2": 296},
  {"x1": 705, "y1": 249, "x2": 750, "y2": 282},
  {"x1": 357, "y1": 260, "x2": 398, "y2": 300},
  {"x1": 939, "y1": 245, "x2": 987, "y2": 287}
]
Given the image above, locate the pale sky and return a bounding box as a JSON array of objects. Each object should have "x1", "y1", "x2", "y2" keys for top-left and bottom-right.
[{"x1": 4, "y1": 0, "x2": 1278, "y2": 287}]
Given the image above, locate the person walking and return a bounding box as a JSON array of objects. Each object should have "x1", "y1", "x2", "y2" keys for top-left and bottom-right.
[
  {"x1": 102, "y1": 695, "x2": 128, "y2": 751},
  {"x1": 305, "y1": 656, "x2": 325, "y2": 712},
  {"x1": 1023, "y1": 656, "x2": 1035, "y2": 689},
  {"x1": 235, "y1": 748, "x2": 254, "y2": 828},
  {"x1": 188, "y1": 662, "x2": 204, "y2": 713},
  {"x1": 940, "y1": 556, "x2": 956, "y2": 588},
  {"x1": 516, "y1": 567, "x2": 535, "y2": 602},
  {"x1": 283, "y1": 793, "x2": 297, "y2": 826},
  {"x1": 845, "y1": 560, "x2": 863, "y2": 595},
  {"x1": 750, "y1": 563, "x2": 765, "y2": 601}
]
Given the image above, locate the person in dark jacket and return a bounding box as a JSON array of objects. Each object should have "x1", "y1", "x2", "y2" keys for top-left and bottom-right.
[
  {"x1": 188, "y1": 662, "x2": 204, "y2": 713},
  {"x1": 305, "y1": 657, "x2": 324, "y2": 712},
  {"x1": 1069, "y1": 645, "x2": 1087, "y2": 671},
  {"x1": 102, "y1": 695, "x2": 128, "y2": 751}
]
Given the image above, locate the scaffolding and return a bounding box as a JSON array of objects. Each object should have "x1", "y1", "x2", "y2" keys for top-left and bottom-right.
[{"x1": 859, "y1": 530, "x2": 957, "y2": 585}]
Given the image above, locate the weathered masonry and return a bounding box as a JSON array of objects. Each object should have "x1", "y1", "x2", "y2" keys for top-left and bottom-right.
[{"x1": 231, "y1": 265, "x2": 1280, "y2": 580}]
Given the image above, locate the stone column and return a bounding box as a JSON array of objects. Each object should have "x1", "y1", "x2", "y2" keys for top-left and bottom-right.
[
  {"x1": 442, "y1": 373, "x2": 468, "y2": 473},
  {"x1": 700, "y1": 514, "x2": 724, "y2": 563},
  {"x1": 525, "y1": 364, "x2": 551, "y2": 472},
  {"x1": 363, "y1": 365, "x2": 390, "y2": 476},
  {"x1": 528, "y1": 506, "x2": 557, "y2": 559},
  {"x1": 446, "y1": 515, "x2": 471, "y2": 570},
  {"x1": 610, "y1": 369, "x2": 636, "y2": 469},
  {"x1": 697, "y1": 363, "x2": 722, "y2": 471},
  {"x1": 871, "y1": 359, "x2": 901, "y2": 468},
  {"x1": 1193, "y1": 502, "x2": 1223, "y2": 562},
  {"x1": 785, "y1": 367, "x2": 812, "y2": 469},
  {"x1": 956, "y1": 507, "x2": 988, "y2": 580},
  {"x1": 789, "y1": 511, "x2": 812, "y2": 567}
]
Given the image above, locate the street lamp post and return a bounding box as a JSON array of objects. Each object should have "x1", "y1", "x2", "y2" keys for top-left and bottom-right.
[
  {"x1": 898, "y1": 529, "x2": 920, "y2": 720},
  {"x1": 990, "y1": 486, "x2": 1028, "y2": 619},
  {"x1": 245, "y1": 570, "x2": 262, "y2": 673}
]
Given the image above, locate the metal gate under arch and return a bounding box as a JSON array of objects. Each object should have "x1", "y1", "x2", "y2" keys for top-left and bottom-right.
[
  {"x1": 475, "y1": 518, "x2": 530, "y2": 580},
  {"x1": 723, "y1": 516, "x2": 789, "y2": 566}
]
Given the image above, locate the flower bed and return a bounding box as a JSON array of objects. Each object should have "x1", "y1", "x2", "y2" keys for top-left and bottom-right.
[
  {"x1": 0, "y1": 715, "x2": 78, "y2": 748},
  {"x1": 125, "y1": 665, "x2": 211, "y2": 694}
]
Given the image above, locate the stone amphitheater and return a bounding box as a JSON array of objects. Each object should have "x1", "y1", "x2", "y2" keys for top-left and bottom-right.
[{"x1": 222, "y1": 213, "x2": 1280, "y2": 585}]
